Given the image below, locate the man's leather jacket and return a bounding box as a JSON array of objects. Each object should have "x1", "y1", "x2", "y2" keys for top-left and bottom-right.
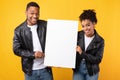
[{"x1": 13, "y1": 20, "x2": 50, "y2": 75}]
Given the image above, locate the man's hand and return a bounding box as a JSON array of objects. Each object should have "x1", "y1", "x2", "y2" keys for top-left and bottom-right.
[{"x1": 34, "y1": 51, "x2": 44, "y2": 58}]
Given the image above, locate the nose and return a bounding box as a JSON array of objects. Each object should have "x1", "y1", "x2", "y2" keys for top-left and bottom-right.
[
  {"x1": 83, "y1": 26, "x2": 87, "y2": 30},
  {"x1": 33, "y1": 14, "x2": 37, "y2": 18},
  {"x1": 33, "y1": 13, "x2": 39, "y2": 18}
]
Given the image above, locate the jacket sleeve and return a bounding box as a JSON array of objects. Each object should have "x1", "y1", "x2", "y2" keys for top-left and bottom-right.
[
  {"x1": 13, "y1": 29, "x2": 35, "y2": 59},
  {"x1": 81, "y1": 40, "x2": 104, "y2": 64}
]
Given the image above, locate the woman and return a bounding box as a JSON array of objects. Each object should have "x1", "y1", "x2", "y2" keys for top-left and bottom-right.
[{"x1": 73, "y1": 9, "x2": 105, "y2": 80}]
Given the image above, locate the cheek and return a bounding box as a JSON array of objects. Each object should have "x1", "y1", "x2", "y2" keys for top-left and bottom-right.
[
  {"x1": 27, "y1": 13, "x2": 32, "y2": 17},
  {"x1": 91, "y1": 26, "x2": 95, "y2": 30},
  {"x1": 28, "y1": 16, "x2": 33, "y2": 20},
  {"x1": 82, "y1": 27, "x2": 84, "y2": 30},
  {"x1": 82, "y1": 27, "x2": 85, "y2": 31},
  {"x1": 90, "y1": 24, "x2": 95, "y2": 29}
]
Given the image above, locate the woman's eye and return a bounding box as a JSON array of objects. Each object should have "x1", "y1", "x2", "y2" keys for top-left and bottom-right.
[{"x1": 87, "y1": 24, "x2": 90, "y2": 27}]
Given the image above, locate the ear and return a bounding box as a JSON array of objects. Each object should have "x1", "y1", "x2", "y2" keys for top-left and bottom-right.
[
  {"x1": 93, "y1": 22, "x2": 96, "y2": 28},
  {"x1": 93, "y1": 22, "x2": 96, "y2": 25},
  {"x1": 25, "y1": 11, "x2": 27, "y2": 16}
]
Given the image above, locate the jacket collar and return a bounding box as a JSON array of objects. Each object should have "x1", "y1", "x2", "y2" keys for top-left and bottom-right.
[
  {"x1": 23, "y1": 20, "x2": 40, "y2": 29},
  {"x1": 78, "y1": 29, "x2": 102, "y2": 51}
]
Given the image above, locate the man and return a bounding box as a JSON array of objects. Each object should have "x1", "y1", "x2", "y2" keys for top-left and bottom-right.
[{"x1": 13, "y1": 2, "x2": 53, "y2": 80}]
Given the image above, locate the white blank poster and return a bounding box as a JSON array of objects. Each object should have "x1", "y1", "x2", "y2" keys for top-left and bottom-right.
[{"x1": 44, "y1": 19, "x2": 78, "y2": 68}]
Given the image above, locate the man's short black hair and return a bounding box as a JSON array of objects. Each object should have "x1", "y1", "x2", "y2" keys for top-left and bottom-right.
[
  {"x1": 79, "y1": 9, "x2": 97, "y2": 23},
  {"x1": 26, "y1": 2, "x2": 40, "y2": 10}
]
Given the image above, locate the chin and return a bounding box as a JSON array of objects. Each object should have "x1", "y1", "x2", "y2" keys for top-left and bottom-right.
[
  {"x1": 85, "y1": 34, "x2": 90, "y2": 36},
  {"x1": 32, "y1": 22, "x2": 37, "y2": 25}
]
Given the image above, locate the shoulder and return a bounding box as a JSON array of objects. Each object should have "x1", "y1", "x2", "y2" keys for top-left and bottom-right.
[
  {"x1": 78, "y1": 30, "x2": 84, "y2": 36},
  {"x1": 37, "y1": 20, "x2": 47, "y2": 25},
  {"x1": 37, "y1": 20, "x2": 47, "y2": 29},
  {"x1": 14, "y1": 21, "x2": 26, "y2": 31},
  {"x1": 95, "y1": 31, "x2": 104, "y2": 44},
  {"x1": 78, "y1": 30, "x2": 84, "y2": 34},
  {"x1": 77, "y1": 30, "x2": 84, "y2": 40},
  {"x1": 95, "y1": 31, "x2": 104, "y2": 41}
]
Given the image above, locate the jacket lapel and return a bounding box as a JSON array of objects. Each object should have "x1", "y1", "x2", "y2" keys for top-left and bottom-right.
[
  {"x1": 86, "y1": 37, "x2": 96, "y2": 51},
  {"x1": 86, "y1": 31, "x2": 101, "y2": 51},
  {"x1": 24, "y1": 22, "x2": 33, "y2": 50},
  {"x1": 37, "y1": 22, "x2": 44, "y2": 52},
  {"x1": 77, "y1": 31, "x2": 85, "y2": 51}
]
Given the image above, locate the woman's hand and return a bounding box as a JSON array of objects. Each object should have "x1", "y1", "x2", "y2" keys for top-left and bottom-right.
[{"x1": 76, "y1": 46, "x2": 82, "y2": 55}]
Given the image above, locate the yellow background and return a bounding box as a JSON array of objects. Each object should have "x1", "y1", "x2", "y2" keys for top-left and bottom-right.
[{"x1": 0, "y1": 0, "x2": 120, "y2": 80}]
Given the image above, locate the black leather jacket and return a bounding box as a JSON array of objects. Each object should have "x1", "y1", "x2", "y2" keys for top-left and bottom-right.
[
  {"x1": 73, "y1": 30, "x2": 104, "y2": 76},
  {"x1": 13, "y1": 20, "x2": 50, "y2": 75}
]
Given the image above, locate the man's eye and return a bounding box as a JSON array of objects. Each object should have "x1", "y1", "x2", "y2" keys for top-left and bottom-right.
[{"x1": 31, "y1": 13, "x2": 34, "y2": 15}]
